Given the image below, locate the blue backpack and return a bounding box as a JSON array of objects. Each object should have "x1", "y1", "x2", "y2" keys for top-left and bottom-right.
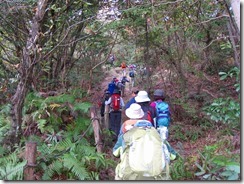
[
  {"x1": 129, "y1": 71, "x2": 135, "y2": 78},
  {"x1": 155, "y1": 101, "x2": 170, "y2": 127},
  {"x1": 108, "y1": 82, "x2": 115, "y2": 94}
]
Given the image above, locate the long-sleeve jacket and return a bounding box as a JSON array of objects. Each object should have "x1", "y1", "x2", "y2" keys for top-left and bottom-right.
[
  {"x1": 105, "y1": 95, "x2": 125, "y2": 112},
  {"x1": 124, "y1": 97, "x2": 136, "y2": 109}
]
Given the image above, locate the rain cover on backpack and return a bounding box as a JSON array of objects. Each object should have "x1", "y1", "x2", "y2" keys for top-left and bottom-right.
[{"x1": 124, "y1": 122, "x2": 164, "y2": 177}]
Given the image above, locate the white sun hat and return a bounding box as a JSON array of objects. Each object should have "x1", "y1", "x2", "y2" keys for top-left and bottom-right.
[
  {"x1": 135, "y1": 90, "x2": 150, "y2": 102},
  {"x1": 125, "y1": 103, "x2": 144, "y2": 119}
]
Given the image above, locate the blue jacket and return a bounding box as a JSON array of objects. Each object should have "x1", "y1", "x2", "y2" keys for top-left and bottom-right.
[
  {"x1": 108, "y1": 82, "x2": 116, "y2": 95},
  {"x1": 125, "y1": 97, "x2": 136, "y2": 109}
]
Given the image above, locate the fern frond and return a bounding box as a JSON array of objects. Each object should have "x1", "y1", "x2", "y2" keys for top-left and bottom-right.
[
  {"x1": 73, "y1": 102, "x2": 91, "y2": 113},
  {"x1": 88, "y1": 171, "x2": 99, "y2": 180},
  {"x1": 3, "y1": 152, "x2": 18, "y2": 164},
  {"x1": 37, "y1": 119, "x2": 47, "y2": 133},
  {"x1": 45, "y1": 94, "x2": 75, "y2": 104},
  {"x1": 79, "y1": 145, "x2": 96, "y2": 156},
  {"x1": 55, "y1": 138, "x2": 73, "y2": 151},
  {"x1": 75, "y1": 117, "x2": 91, "y2": 130},
  {"x1": 94, "y1": 153, "x2": 107, "y2": 168},
  {"x1": 63, "y1": 153, "x2": 89, "y2": 180},
  {"x1": 42, "y1": 159, "x2": 63, "y2": 180},
  {"x1": 0, "y1": 103, "x2": 11, "y2": 115},
  {"x1": 0, "y1": 104, "x2": 11, "y2": 143},
  {"x1": 38, "y1": 144, "x2": 52, "y2": 161},
  {"x1": 4, "y1": 160, "x2": 27, "y2": 180},
  {"x1": 0, "y1": 152, "x2": 26, "y2": 180}
]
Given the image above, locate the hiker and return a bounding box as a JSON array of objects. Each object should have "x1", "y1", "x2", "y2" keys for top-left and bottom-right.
[
  {"x1": 128, "y1": 65, "x2": 136, "y2": 89},
  {"x1": 124, "y1": 89, "x2": 139, "y2": 109},
  {"x1": 120, "y1": 76, "x2": 129, "y2": 97},
  {"x1": 121, "y1": 75, "x2": 129, "y2": 85},
  {"x1": 150, "y1": 89, "x2": 171, "y2": 129},
  {"x1": 120, "y1": 62, "x2": 127, "y2": 76},
  {"x1": 150, "y1": 89, "x2": 177, "y2": 160},
  {"x1": 117, "y1": 103, "x2": 149, "y2": 135},
  {"x1": 135, "y1": 90, "x2": 156, "y2": 126},
  {"x1": 100, "y1": 90, "x2": 111, "y2": 117},
  {"x1": 129, "y1": 69, "x2": 135, "y2": 80},
  {"x1": 105, "y1": 89, "x2": 125, "y2": 139},
  {"x1": 109, "y1": 54, "x2": 115, "y2": 66},
  {"x1": 128, "y1": 64, "x2": 136, "y2": 71},
  {"x1": 116, "y1": 81, "x2": 124, "y2": 91},
  {"x1": 113, "y1": 103, "x2": 171, "y2": 180},
  {"x1": 107, "y1": 77, "x2": 118, "y2": 95}
]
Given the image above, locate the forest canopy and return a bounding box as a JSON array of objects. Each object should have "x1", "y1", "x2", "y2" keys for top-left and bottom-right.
[{"x1": 0, "y1": 0, "x2": 240, "y2": 181}]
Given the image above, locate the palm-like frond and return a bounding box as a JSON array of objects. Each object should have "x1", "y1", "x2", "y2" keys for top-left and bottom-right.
[
  {"x1": 73, "y1": 102, "x2": 91, "y2": 114},
  {"x1": 0, "y1": 152, "x2": 27, "y2": 180},
  {"x1": 41, "y1": 159, "x2": 63, "y2": 180},
  {"x1": 45, "y1": 94, "x2": 75, "y2": 104},
  {"x1": 63, "y1": 153, "x2": 89, "y2": 180},
  {"x1": 0, "y1": 104, "x2": 11, "y2": 143},
  {"x1": 55, "y1": 138, "x2": 73, "y2": 151}
]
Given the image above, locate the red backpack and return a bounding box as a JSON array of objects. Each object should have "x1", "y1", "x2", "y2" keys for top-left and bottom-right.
[
  {"x1": 111, "y1": 94, "x2": 121, "y2": 111},
  {"x1": 121, "y1": 62, "x2": 126, "y2": 68},
  {"x1": 144, "y1": 110, "x2": 154, "y2": 126}
]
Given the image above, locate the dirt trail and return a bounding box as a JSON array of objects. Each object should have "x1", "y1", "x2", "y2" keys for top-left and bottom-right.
[
  {"x1": 98, "y1": 66, "x2": 133, "y2": 119},
  {"x1": 100, "y1": 66, "x2": 131, "y2": 96}
]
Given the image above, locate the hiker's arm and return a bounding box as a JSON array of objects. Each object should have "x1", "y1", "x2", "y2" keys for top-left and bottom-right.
[
  {"x1": 113, "y1": 135, "x2": 123, "y2": 157},
  {"x1": 105, "y1": 97, "x2": 111, "y2": 105},
  {"x1": 125, "y1": 98, "x2": 133, "y2": 109},
  {"x1": 120, "y1": 98, "x2": 125, "y2": 108}
]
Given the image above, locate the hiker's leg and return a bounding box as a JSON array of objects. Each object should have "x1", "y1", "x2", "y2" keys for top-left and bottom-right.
[
  {"x1": 157, "y1": 126, "x2": 168, "y2": 141},
  {"x1": 100, "y1": 102, "x2": 105, "y2": 117},
  {"x1": 116, "y1": 111, "x2": 122, "y2": 136},
  {"x1": 110, "y1": 111, "x2": 118, "y2": 140},
  {"x1": 109, "y1": 112, "x2": 112, "y2": 130}
]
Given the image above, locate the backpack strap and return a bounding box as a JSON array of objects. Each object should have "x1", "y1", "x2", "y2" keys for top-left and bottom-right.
[
  {"x1": 134, "y1": 120, "x2": 153, "y2": 128},
  {"x1": 122, "y1": 119, "x2": 138, "y2": 133}
]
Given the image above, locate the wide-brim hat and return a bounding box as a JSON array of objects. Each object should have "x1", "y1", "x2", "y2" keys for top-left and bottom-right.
[
  {"x1": 125, "y1": 103, "x2": 144, "y2": 119},
  {"x1": 135, "y1": 90, "x2": 150, "y2": 102}
]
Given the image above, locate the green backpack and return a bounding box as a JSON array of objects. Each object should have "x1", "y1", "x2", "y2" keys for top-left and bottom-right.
[{"x1": 115, "y1": 123, "x2": 171, "y2": 180}]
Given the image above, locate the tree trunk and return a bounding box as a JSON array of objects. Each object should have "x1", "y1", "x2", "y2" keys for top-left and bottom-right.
[
  {"x1": 90, "y1": 106, "x2": 103, "y2": 153},
  {"x1": 8, "y1": 0, "x2": 49, "y2": 146},
  {"x1": 24, "y1": 142, "x2": 37, "y2": 180},
  {"x1": 226, "y1": 20, "x2": 240, "y2": 67},
  {"x1": 9, "y1": 79, "x2": 28, "y2": 145},
  {"x1": 144, "y1": 16, "x2": 151, "y2": 92}
]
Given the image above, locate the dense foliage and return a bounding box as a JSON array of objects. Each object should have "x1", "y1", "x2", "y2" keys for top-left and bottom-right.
[{"x1": 0, "y1": 0, "x2": 240, "y2": 181}]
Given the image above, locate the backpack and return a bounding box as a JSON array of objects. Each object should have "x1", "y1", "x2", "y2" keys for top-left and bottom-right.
[
  {"x1": 143, "y1": 110, "x2": 153, "y2": 125},
  {"x1": 121, "y1": 76, "x2": 129, "y2": 84},
  {"x1": 155, "y1": 101, "x2": 170, "y2": 127},
  {"x1": 115, "y1": 120, "x2": 171, "y2": 180},
  {"x1": 109, "y1": 55, "x2": 115, "y2": 62},
  {"x1": 111, "y1": 94, "x2": 121, "y2": 111},
  {"x1": 108, "y1": 82, "x2": 115, "y2": 94},
  {"x1": 129, "y1": 71, "x2": 135, "y2": 78},
  {"x1": 121, "y1": 63, "x2": 126, "y2": 68}
]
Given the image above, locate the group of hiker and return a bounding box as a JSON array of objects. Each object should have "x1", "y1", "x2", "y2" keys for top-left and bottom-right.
[{"x1": 99, "y1": 61, "x2": 176, "y2": 180}]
